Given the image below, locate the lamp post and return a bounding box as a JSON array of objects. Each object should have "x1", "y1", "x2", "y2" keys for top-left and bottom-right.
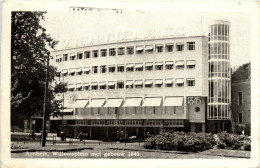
[{"x1": 41, "y1": 54, "x2": 50, "y2": 147}]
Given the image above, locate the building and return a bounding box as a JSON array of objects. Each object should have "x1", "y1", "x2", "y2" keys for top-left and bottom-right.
[
  {"x1": 231, "y1": 63, "x2": 251, "y2": 135},
  {"x1": 50, "y1": 20, "x2": 231, "y2": 139}
]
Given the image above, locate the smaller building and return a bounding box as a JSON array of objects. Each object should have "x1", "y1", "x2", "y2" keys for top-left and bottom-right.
[{"x1": 231, "y1": 63, "x2": 251, "y2": 135}]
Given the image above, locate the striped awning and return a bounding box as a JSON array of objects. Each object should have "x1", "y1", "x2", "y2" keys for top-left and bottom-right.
[{"x1": 142, "y1": 97, "x2": 162, "y2": 107}]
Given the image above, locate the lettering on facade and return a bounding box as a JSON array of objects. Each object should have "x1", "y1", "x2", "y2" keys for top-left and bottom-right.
[
  {"x1": 62, "y1": 27, "x2": 186, "y2": 49},
  {"x1": 188, "y1": 97, "x2": 202, "y2": 105}
]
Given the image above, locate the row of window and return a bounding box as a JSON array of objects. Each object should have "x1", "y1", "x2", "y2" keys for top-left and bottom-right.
[
  {"x1": 55, "y1": 42, "x2": 196, "y2": 62},
  {"x1": 75, "y1": 119, "x2": 184, "y2": 126},
  {"x1": 67, "y1": 78, "x2": 196, "y2": 91},
  {"x1": 58, "y1": 60, "x2": 196, "y2": 77}
]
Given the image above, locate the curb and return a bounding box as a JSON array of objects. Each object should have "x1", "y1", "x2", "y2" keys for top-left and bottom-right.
[{"x1": 11, "y1": 147, "x2": 94, "y2": 153}]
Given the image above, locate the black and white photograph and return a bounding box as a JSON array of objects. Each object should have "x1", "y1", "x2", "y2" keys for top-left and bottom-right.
[{"x1": 1, "y1": 1, "x2": 260, "y2": 167}]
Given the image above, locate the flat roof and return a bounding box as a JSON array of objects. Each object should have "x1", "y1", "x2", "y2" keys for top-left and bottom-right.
[{"x1": 52, "y1": 35, "x2": 207, "y2": 53}]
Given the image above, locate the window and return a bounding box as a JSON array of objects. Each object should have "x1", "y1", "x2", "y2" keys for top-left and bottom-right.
[
  {"x1": 100, "y1": 65, "x2": 107, "y2": 73},
  {"x1": 165, "y1": 61, "x2": 174, "y2": 70},
  {"x1": 92, "y1": 66, "x2": 98, "y2": 74},
  {"x1": 155, "y1": 62, "x2": 163, "y2": 70},
  {"x1": 156, "y1": 45, "x2": 163, "y2": 53},
  {"x1": 126, "y1": 80, "x2": 133, "y2": 89},
  {"x1": 76, "y1": 84, "x2": 82, "y2": 91},
  {"x1": 187, "y1": 78, "x2": 195, "y2": 87},
  {"x1": 92, "y1": 50, "x2": 99, "y2": 58},
  {"x1": 77, "y1": 53, "x2": 83, "y2": 60},
  {"x1": 101, "y1": 49, "x2": 107, "y2": 57},
  {"x1": 83, "y1": 84, "x2": 90, "y2": 91},
  {"x1": 187, "y1": 42, "x2": 195, "y2": 50},
  {"x1": 145, "y1": 80, "x2": 153, "y2": 88},
  {"x1": 118, "y1": 47, "x2": 125, "y2": 55},
  {"x1": 135, "y1": 63, "x2": 143, "y2": 71},
  {"x1": 70, "y1": 54, "x2": 76, "y2": 60},
  {"x1": 135, "y1": 80, "x2": 143, "y2": 88},
  {"x1": 145, "y1": 45, "x2": 153, "y2": 54},
  {"x1": 76, "y1": 68, "x2": 83, "y2": 75},
  {"x1": 84, "y1": 51, "x2": 90, "y2": 59},
  {"x1": 109, "y1": 48, "x2": 116, "y2": 56},
  {"x1": 176, "y1": 43, "x2": 184, "y2": 51},
  {"x1": 117, "y1": 64, "x2": 124, "y2": 72},
  {"x1": 136, "y1": 46, "x2": 144, "y2": 54},
  {"x1": 108, "y1": 65, "x2": 116, "y2": 73},
  {"x1": 99, "y1": 82, "x2": 106, "y2": 90},
  {"x1": 176, "y1": 78, "x2": 184, "y2": 87},
  {"x1": 176, "y1": 60, "x2": 185, "y2": 69},
  {"x1": 145, "y1": 62, "x2": 153, "y2": 71},
  {"x1": 238, "y1": 92, "x2": 243, "y2": 105},
  {"x1": 91, "y1": 83, "x2": 98, "y2": 90},
  {"x1": 84, "y1": 67, "x2": 90, "y2": 74},
  {"x1": 108, "y1": 81, "x2": 115, "y2": 89},
  {"x1": 117, "y1": 81, "x2": 124, "y2": 89},
  {"x1": 69, "y1": 69, "x2": 75, "y2": 76},
  {"x1": 166, "y1": 44, "x2": 174, "y2": 52},
  {"x1": 238, "y1": 112, "x2": 243, "y2": 123},
  {"x1": 63, "y1": 54, "x2": 68, "y2": 61},
  {"x1": 165, "y1": 79, "x2": 173, "y2": 87},
  {"x1": 68, "y1": 85, "x2": 75, "y2": 91},
  {"x1": 187, "y1": 60, "x2": 195, "y2": 69},
  {"x1": 154, "y1": 79, "x2": 163, "y2": 88},
  {"x1": 126, "y1": 64, "x2": 134, "y2": 72},
  {"x1": 127, "y1": 47, "x2": 134, "y2": 55}
]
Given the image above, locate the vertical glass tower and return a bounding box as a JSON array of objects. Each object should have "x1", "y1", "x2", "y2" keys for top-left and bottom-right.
[{"x1": 208, "y1": 20, "x2": 231, "y2": 120}]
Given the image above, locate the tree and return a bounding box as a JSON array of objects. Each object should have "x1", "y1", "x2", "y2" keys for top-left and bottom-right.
[{"x1": 11, "y1": 12, "x2": 65, "y2": 128}]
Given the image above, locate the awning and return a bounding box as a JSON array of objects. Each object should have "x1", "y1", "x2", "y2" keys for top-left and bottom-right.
[
  {"x1": 84, "y1": 67, "x2": 90, "y2": 71},
  {"x1": 163, "y1": 97, "x2": 184, "y2": 106},
  {"x1": 104, "y1": 99, "x2": 123, "y2": 107},
  {"x1": 57, "y1": 70, "x2": 61, "y2": 73},
  {"x1": 62, "y1": 69, "x2": 68, "y2": 74},
  {"x1": 135, "y1": 80, "x2": 143, "y2": 85},
  {"x1": 136, "y1": 46, "x2": 144, "y2": 51},
  {"x1": 176, "y1": 61, "x2": 184, "y2": 66},
  {"x1": 71, "y1": 100, "x2": 89, "y2": 108},
  {"x1": 125, "y1": 81, "x2": 134, "y2": 85},
  {"x1": 60, "y1": 109, "x2": 73, "y2": 113},
  {"x1": 91, "y1": 82, "x2": 98, "y2": 86},
  {"x1": 99, "y1": 82, "x2": 106, "y2": 86},
  {"x1": 68, "y1": 85, "x2": 75, "y2": 89},
  {"x1": 145, "y1": 80, "x2": 153, "y2": 85},
  {"x1": 69, "y1": 69, "x2": 75, "y2": 73},
  {"x1": 126, "y1": 64, "x2": 134, "y2": 68},
  {"x1": 165, "y1": 79, "x2": 173, "y2": 84},
  {"x1": 165, "y1": 61, "x2": 174, "y2": 65},
  {"x1": 145, "y1": 62, "x2": 153, "y2": 67},
  {"x1": 145, "y1": 45, "x2": 153, "y2": 50},
  {"x1": 135, "y1": 64, "x2": 143, "y2": 68},
  {"x1": 76, "y1": 83, "x2": 82, "y2": 88},
  {"x1": 76, "y1": 68, "x2": 83, "y2": 73},
  {"x1": 143, "y1": 97, "x2": 162, "y2": 107},
  {"x1": 108, "y1": 81, "x2": 115, "y2": 86},
  {"x1": 117, "y1": 64, "x2": 124, "y2": 67},
  {"x1": 83, "y1": 83, "x2": 90, "y2": 86},
  {"x1": 155, "y1": 62, "x2": 163, "y2": 66},
  {"x1": 155, "y1": 79, "x2": 163, "y2": 85},
  {"x1": 88, "y1": 99, "x2": 106, "y2": 107},
  {"x1": 175, "y1": 79, "x2": 184, "y2": 84},
  {"x1": 108, "y1": 64, "x2": 115, "y2": 67},
  {"x1": 123, "y1": 98, "x2": 142, "y2": 107},
  {"x1": 187, "y1": 60, "x2": 195, "y2": 66},
  {"x1": 156, "y1": 44, "x2": 163, "y2": 47}
]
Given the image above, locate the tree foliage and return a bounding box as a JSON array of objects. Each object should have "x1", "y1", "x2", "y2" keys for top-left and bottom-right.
[{"x1": 11, "y1": 12, "x2": 65, "y2": 127}]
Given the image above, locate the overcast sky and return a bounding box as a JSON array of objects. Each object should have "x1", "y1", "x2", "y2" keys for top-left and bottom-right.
[{"x1": 41, "y1": 2, "x2": 251, "y2": 67}]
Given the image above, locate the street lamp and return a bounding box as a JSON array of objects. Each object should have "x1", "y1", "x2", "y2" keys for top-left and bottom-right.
[{"x1": 41, "y1": 54, "x2": 50, "y2": 147}]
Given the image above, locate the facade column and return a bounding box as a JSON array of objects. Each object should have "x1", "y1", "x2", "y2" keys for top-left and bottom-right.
[
  {"x1": 144, "y1": 127, "x2": 146, "y2": 139},
  {"x1": 183, "y1": 96, "x2": 187, "y2": 118},
  {"x1": 136, "y1": 127, "x2": 139, "y2": 138},
  {"x1": 90, "y1": 127, "x2": 92, "y2": 138},
  {"x1": 202, "y1": 123, "x2": 205, "y2": 133},
  {"x1": 106, "y1": 127, "x2": 108, "y2": 138}
]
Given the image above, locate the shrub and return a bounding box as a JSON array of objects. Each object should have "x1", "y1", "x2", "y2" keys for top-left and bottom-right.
[
  {"x1": 217, "y1": 132, "x2": 251, "y2": 150},
  {"x1": 217, "y1": 142, "x2": 226, "y2": 149},
  {"x1": 143, "y1": 137, "x2": 156, "y2": 149},
  {"x1": 244, "y1": 142, "x2": 251, "y2": 151}
]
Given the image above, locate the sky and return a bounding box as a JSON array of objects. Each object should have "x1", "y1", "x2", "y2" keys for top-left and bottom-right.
[{"x1": 41, "y1": 2, "x2": 252, "y2": 68}]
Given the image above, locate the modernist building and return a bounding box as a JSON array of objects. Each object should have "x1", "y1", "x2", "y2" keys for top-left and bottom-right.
[
  {"x1": 231, "y1": 63, "x2": 251, "y2": 134},
  {"x1": 50, "y1": 20, "x2": 231, "y2": 138}
]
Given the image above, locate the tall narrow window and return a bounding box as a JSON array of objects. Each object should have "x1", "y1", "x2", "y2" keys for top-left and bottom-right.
[
  {"x1": 238, "y1": 112, "x2": 243, "y2": 123},
  {"x1": 145, "y1": 62, "x2": 153, "y2": 71},
  {"x1": 77, "y1": 53, "x2": 83, "y2": 60},
  {"x1": 92, "y1": 50, "x2": 99, "y2": 58},
  {"x1": 127, "y1": 47, "x2": 134, "y2": 55},
  {"x1": 136, "y1": 46, "x2": 144, "y2": 55},
  {"x1": 145, "y1": 45, "x2": 153, "y2": 54},
  {"x1": 63, "y1": 54, "x2": 68, "y2": 61},
  {"x1": 238, "y1": 92, "x2": 243, "y2": 105},
  {"x1": 117, "y1": 81, "x2": 124, "y2": 89},
  {"x1": 92, "y1": 66, "x2": 98, "y2": 74},
  {"x1": 108, "y1": 65, "x2": 116, "y2": 73},
  {"x1": 100, "y1": 65, "x2": 107, "y2": 73},
  {"x1": 155, "y1": 62, "x2": 163, "y2": 70},
  {"x1": 165, "y1": 61, "x2": 174, "y2": 70},
  {"x1": 117, "y1": 64, "x2": 125, "y2": 72},
  {"x1": 187, "y1": 78, "x2": 195, "y2": 87},
  {"x1": 156, "y1": 45, "x2": 163, "y2": 53},
  {"x1": 135, "y1": 63, "x2": 143, "y2": 71},
  {"x1": 166, "y1": 44, "x2": 174, "y2": 52}
]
